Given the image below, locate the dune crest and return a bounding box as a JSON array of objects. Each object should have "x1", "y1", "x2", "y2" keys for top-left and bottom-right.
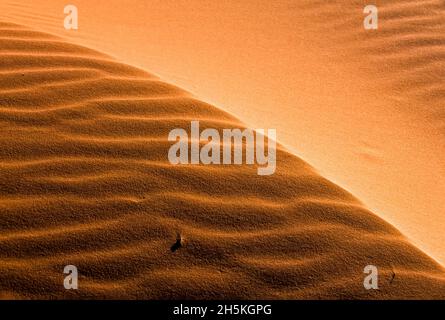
[{"x1": 0, "y1": 22, "x2": 445, "y2": 299}]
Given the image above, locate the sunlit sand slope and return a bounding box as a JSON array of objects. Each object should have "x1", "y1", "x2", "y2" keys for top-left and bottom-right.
[{"x1": 0, "y1": 22, "x2": 444, "y2": 299}]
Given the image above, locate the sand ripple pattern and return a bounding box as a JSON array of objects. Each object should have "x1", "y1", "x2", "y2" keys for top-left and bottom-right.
[
  {"x1": 0, "y1": 21, "x2": 445, "y2": 299},
  {"x1": 300, "y1": 0, "x2": 445, "y2": 131}
]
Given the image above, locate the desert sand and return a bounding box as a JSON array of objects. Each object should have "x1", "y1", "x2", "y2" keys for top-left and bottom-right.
[
  {"x1": 0, "y1": 0, "x2": 443, "y2": 267},
  {"x1": 0, "y1": 20, "x2": 445, "y2": 299}
]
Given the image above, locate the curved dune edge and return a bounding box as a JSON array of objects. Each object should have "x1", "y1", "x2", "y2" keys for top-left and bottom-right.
[{"x1": 0, "y1": 21, "x2": 444, "y2": 300}]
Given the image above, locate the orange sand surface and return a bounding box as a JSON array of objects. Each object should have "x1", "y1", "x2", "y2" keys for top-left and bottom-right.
[
  {"x1": 0, "y1": 0, "x2": 443, "y2": 266},
  {"x1": 0, "y1": 20, "x2": 444, "y2": 299}
]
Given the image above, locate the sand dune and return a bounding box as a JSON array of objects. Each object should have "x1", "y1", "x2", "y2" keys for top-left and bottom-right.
[
  {"x1": 1, "y1": 0, "x2": 443, "y2": 266},
  {"x1": 0, "y1": 22, "x2": 445, "y2": 299}
]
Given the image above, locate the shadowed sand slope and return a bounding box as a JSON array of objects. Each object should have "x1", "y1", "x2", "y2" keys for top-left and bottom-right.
[
  {"x1": 1, "y1": 0, "x2": 445, "y2": 268},
  {"x1": 0, "y1": 22, "x2": 445, "y2": 299}
]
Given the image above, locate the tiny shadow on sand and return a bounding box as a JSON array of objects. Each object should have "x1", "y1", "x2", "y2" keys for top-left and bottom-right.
[{"x1": 170, "y1": 234, "x2": 184, "y2": 252}]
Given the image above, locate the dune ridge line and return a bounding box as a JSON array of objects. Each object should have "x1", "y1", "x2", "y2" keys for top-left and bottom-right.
[{"x1": 0, "y1": 21, "x2": 445, "y2": 299}]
